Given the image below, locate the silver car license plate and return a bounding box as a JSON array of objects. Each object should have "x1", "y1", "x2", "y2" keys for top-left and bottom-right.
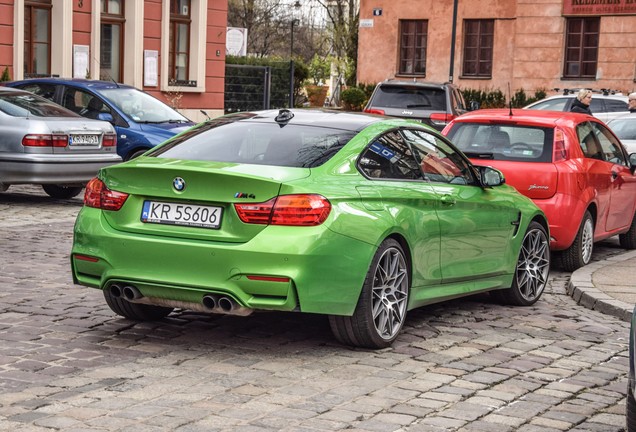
[
  {"x1": 141, "y1": 201, "x2": 222, "y2": 229},
  {"x1": 69, "y1": 134, "x2": 100, "y2": 146}
]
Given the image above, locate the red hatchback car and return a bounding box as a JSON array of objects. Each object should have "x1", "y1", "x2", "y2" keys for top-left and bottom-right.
[{"x1": 443, "y1": 109, "x2": 636, "y2": 271}]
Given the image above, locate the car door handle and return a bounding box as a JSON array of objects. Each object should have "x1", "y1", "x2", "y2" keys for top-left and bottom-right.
[{"x1": 440, "y1": 195, "x2": 456, "y2": 206}]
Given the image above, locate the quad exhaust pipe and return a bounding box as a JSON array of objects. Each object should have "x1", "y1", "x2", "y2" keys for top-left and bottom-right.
[
  {"x1": 109, "y1": 284, "x2": 142, "y2": 300},
  {"x1": 108, "y1": 283, "x2": 252, "y2": 316},
  {"x1": 202, "y1": 294, "x2": 252, "y2": 316}
]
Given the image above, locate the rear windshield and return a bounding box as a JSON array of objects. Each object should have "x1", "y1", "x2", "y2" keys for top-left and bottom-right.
[
  {"x1": 371, "y1": 86, "x2": 446, "y2": 110},
  {"x1": 0, "y1": 92, "x2": 78, "y2": 117},
  {"x1": 446, "y1": 123, "x2": 554, "y2": 162},
  {"x1": 148, "y1": 120, "x2": 357, "y2": 168}
]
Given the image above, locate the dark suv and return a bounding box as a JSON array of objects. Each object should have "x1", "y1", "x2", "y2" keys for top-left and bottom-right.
[{"x1": 363, "y1": 80, "x2": 470, "y2": 131}]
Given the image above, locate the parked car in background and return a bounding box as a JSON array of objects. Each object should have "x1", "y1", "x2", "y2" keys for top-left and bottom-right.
[
  {"x1": 5, "y1": 78, "x2": 195, "y2": 161},
  {"x1": 363, "y1": 80, "x2": 471, "y2": 131},
  {"x1": 443, "y1": 109, "x2": 636, "y2": 271},
  {"x1": 607, "y1": 114, "x2": 636, "y2": 153},
  {"x1": 0, "y1": 87, "x2": 120, "y2": 199},
  {"x1": 629, "y1": 305, "x2": 636, "y2": 432},
  {"x1": 71, "y1": 109, "x2": 550, "y2": 349},
  {"x1": 524, "y1": 89, "x2": 629, "y2": 123}
]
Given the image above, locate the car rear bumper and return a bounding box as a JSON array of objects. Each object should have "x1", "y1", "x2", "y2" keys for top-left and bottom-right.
[
  {"x1": 71, "y1": 207, "x2": 376, "y2": 316},
  {"x1": 0, "y1": 154, "x2": 121, "y2": 185}
]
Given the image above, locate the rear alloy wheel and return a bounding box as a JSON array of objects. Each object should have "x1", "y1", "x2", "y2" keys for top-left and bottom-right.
[
  {"x1": 619, "y1": 211, "x2": 636, "y2": 249},
  {"x1": 561, "y1": 211, "x2": 594, "y2": 272},
  {"x1": 42, "y1": 184, "x2": 83, "y2": 199},
  {"x1": 329, "y1": 238, "x2": 409, "y2": 349},
  {"x1": 103, "y1": 289, "x2": 173, "y2": 321},
  {"x1": 492, "y1": 221, "x2": 550, "y2": 306}
]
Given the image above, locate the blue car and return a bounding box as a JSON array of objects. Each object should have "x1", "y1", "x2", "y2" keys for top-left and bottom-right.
[
  {"x1": 629, "y1": 305, "x2": 636, "y2": 432},
  {"x1": 6, "y1": 79, "x2": 195, "y2": 160}
]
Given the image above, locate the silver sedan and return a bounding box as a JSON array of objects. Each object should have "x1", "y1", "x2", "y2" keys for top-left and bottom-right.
[{"x1": 0, "y1": 87, "x2": 121, "y2": 199}]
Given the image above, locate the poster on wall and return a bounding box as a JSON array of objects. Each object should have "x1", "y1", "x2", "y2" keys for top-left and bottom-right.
[
  {"x1": 226, "y1": 27, "x2": 248, "y2": 56},
  {"x1": 144, "y1": 50, "x2": 158, "y2": 87},
  {"x1": 73, "y1": 45, "x2": 89, "y2": 79},
  {"x1": 563, "y1": 0, "x2": 636, "y2": 16}
]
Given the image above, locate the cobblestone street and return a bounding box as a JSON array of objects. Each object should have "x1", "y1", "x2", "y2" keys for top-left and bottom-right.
[{"x1": 0, "y1": 186, "x2": 630, "y2": 431}]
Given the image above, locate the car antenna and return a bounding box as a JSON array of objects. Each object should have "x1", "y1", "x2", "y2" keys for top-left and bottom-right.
[{"x1": 508, "y1": 82, "x2": 513, "y2": 116}]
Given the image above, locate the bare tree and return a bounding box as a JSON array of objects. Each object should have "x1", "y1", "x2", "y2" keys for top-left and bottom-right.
[
  {"x1": 314, "y1": 0, "x2": 359, "y2": 83},
  {"x1": 228, "y1": 0, "x2": 290, "y2": 57}
]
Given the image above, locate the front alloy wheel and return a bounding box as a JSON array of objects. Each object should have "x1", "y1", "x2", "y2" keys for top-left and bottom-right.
[
  {"x1": 493, "y1": 221, "x2": 550, "y2": 306},
  {"x1": 329, "y1": 239, "x2": 410, "y2": 349}
]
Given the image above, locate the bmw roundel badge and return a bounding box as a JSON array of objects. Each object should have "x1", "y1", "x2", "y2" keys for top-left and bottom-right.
[{"x1": 173, "y1": 177, "x2": 186, "y2": 192}]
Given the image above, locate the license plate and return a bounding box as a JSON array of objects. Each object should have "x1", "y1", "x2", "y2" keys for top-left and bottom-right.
[
  {"x1": 141, "y1": 201, "x2": 222, "y2": 229},
  {"x1": 69, "y1": 134, "x2": 100, "y2": 146}
]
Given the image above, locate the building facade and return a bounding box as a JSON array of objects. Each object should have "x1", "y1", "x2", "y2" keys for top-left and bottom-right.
[
  {"x1": 358, "y1": 0, "x2": 636, "y2": 97},
  {"x1": 0, "y1": 0, "x2": 228, "y2": 122}
]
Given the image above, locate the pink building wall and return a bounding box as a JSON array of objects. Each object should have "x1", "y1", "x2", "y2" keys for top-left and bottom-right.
[
  {"x1": 358, "y1": 0, "x2": 636, "y2": 95},
  {"x1": 0, "y1": 0, "x2": 227, "y2": 117}
]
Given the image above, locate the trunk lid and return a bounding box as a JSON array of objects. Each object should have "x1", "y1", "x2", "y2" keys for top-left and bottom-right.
[{"x1": 99, "y1": 157, "x2": 311, "y2": 243}]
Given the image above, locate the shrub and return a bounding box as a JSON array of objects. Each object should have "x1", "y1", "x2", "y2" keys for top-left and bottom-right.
[
  {"x1": 341, "y1": 87, "x2": 367, "y2": 111},
  {"x1": 0, "y1": 67, "x2": 10, "y2": 82}
]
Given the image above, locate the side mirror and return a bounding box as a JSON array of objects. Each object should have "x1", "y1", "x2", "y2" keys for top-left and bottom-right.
[
  {"x1": 476, "y1": 165, "x2": 505, "y2": 187},
  {"x1": 97, "y1": 112, "x2": 114, "y2": 123},
  {"x1": 469, "y1": 100, "x2": 480, "y2": 111},
  {"x1": 630, "y1": 153, "x2": 636, "y2": 173}
]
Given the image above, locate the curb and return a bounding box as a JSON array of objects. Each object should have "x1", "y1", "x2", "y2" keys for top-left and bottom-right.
[{"x1": 567, "y1": 250, "x2": 636, "y2": 322}]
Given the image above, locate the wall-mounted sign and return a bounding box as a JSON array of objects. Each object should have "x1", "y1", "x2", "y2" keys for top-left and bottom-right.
[
  {"x1": 359, "y1": 19, "x2": 374, "y2": 28},
  {"x1": 373, "y1": 8, "x2": 382, "y2": 16},
  {"x1": 563, "y1": 0, "x2": 636, "y2": 16}
]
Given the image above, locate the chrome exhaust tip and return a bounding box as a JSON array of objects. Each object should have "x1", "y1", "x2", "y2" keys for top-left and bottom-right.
[{"x1": 122, "y1": 285, "x2": 143, "y2": 300}]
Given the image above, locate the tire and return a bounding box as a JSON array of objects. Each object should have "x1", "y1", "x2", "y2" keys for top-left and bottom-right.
[
  {"x1": 628, "y1": 383, "x2": 636, "y2": 432},
  {"x1": 492, "y1": 221, "x2": 550, "y2": 306},
  {"x1": 329, "y1": 238, "x2": 409, "y2": 349},
  {"x1": 561, "y1": 211, "x2": 594, "y2": 272},
  {"x1": 619, "y1": 211, "x2": 636, "y2": 249},
  {"x1": 103, "y1": 289, "x2": 173, "y2": 321},
  {"x1": 126, "y1": 148, "x2": 150, "y2": 161},
  {"x1": 42, "y1": 184, "x2": 83, "y2": 199}
]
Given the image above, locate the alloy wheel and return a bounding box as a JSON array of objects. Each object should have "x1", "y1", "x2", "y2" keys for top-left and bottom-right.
[
  {"x1": 516, "y1": 227, "x2": 550, "y2": 302},
  {"x1": 371, "y1": 247, "x2": 409, "y2": 340}
]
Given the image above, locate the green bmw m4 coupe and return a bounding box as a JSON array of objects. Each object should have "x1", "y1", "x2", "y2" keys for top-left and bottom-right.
[{"x1": 71, "y1": 109, "x2": 550, "y2": 348}]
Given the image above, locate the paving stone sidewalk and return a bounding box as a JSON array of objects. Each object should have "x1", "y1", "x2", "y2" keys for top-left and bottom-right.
[{"x1": 0, "y1": 186, "x2": 630, "y2": 431}]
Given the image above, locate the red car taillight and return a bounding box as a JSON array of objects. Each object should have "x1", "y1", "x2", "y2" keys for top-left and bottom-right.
[
  {"x1": 22, "y1": 134, "x2": 68, "y2": 147},
  {"x1": 84, "y1": 177, "x2": 129, "y2": 211},
  {"x1": 430, "y1": 113, "x2": 455, "y2": 126},
  {"x1": 235, "y1": 194, "x2": 331, "y2": 226},
  {"x1": 102, "y1": 133, "x2": 117, "y2": 147},
  {"x1": 553, "y1": 128, "x2": 568, "y2": 162},
  {"x1": 364, "y1": 108, "x2": 385, "y2": 115}
]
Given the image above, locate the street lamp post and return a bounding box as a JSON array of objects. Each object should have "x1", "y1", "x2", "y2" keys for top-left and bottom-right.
[
  {"x1": 449, "y1": 0, "x2": 459, "y2": 83},
  {"x1": 289, "y1": 18, "x2": 297, "y2": 108},
  {"x1": 289, "y1": 0, "x2": 301, "y2": 108}
]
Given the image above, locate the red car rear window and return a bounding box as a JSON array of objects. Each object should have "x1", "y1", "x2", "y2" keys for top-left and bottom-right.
[{"x1": 446, "y1": 123, "x2": 554, "y2": 163}]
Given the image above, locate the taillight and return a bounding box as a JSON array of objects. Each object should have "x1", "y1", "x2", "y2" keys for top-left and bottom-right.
[
  {"x1": 234, "y1": 194, "x2": 331, "y2": 226},
  {"x1": 102, "y1": 133, "x2": 117, "y2": 147},
  {"x1": 553, "y1": 128, "x2": 568, "y2": 162},
  {"x1": 84, "y1": 177, "x2": 129, "y2": 211},
  {"x1": 22, "y1": 134, "x2": 68, "y2": 147},
  {"x1": 430, "y1": 113, "x2": 455, "y2": 126},
  {"x1": 364, "y1": 108, "x2": 385, "y2": 115}
]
